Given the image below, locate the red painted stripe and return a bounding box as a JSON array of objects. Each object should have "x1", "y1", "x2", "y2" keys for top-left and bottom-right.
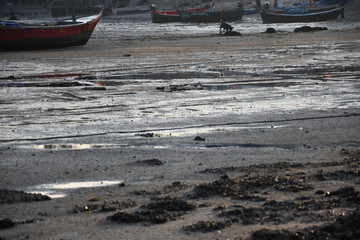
[{"x1": 0, "y1": 13, "x2": 100, "y2": 41}]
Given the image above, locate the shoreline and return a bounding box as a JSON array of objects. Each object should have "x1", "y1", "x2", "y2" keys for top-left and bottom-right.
[{"x1": 1, "y1": 3, "x2": 360, "y2": 239}]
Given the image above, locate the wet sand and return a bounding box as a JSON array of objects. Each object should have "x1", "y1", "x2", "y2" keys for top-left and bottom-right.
[{"x1": 1, "y1": 4, "x2": 360, "y2": 240}]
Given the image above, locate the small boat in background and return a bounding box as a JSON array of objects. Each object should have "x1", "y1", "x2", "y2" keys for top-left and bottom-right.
[
  {"x1": 0, "y1": 12, "x2": 102, "y2": 50},
  {"x1": 151, "y1": 0, "x2": 244, "y2": 23},
  {"x1": 150, "y1": 5, "x2": 210, "y2": 23},
  {"x1": 179, "y1": 8, "x2": 243, "y2": 22},
  {"x1": 260, "y1": 5, "x2": 344, "y2": 23}
]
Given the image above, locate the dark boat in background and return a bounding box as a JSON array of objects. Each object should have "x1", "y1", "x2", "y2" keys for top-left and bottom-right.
[
  {"x1": 151, "y1": 0, "x2": 243, "y2": 23},
  {"x1": 179, "y1": 8, "x2": 243, "y2": 22},
  {"x1": 260, "y1": 6, "x2": 344, "y2": 23},
  {"x1": 150, "y1": 6, "x2": 210, "y2": 23},
  {"x1": 0, "y1": 12, "x2": 102, "y2": 50}
]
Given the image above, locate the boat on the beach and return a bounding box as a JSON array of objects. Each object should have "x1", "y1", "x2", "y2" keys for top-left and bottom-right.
[
  {"x1": 178, "y1": 8, "x2": 243, "y2": 22},
  {"x1": 151, "y1": 0, "x2": 243, "y2": 23},
  {"x1": 260, "y1": 5, "x2": 344, "y2": 23},
  {"x1": 0, "y1": 12, "x2": 102, "y2": 50},
  {"x1": 150, "y1": 6, "x2": 210, "y2": 23}
]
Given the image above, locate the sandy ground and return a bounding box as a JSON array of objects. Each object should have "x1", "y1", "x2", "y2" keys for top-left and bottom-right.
[{"x1": 1, "y1": 2, "x2": 360, "y2": 239}]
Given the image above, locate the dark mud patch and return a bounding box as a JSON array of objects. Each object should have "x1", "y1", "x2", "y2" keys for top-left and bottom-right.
[
  {"x1": 108, "y1": 209, "x2": 179, "y2": 224},
  {"x1": 198, "y1": 161, "x2": 305, "y2": 174},
  {"x1": 184, "y1": 219, "x2": 233, "y2": 232},
  {"x1": 251, "y1": 229, "x2": 306, "y2": 240},
  {"x1": 251, "y1": 210, "x2": 360, "y2": 240},
  {"x1": 294, "y1": 26, "x2": 328, "y2": 33},
  {"x1": 105, "y1": 149, "x2": 359, "y2": 239},
  {"x1": 0, "y1": 189, "x2": 51, "y2": 204},
  {"x1": 156, "y1": 82, "x2": 291, "y2": 92},
  {"x1": 219, "y1": 187, "x2": 360, "y2": 226},
  {"x1": 144, "y1": 196, "x2": 196, "y2": 212},
  {"x1": 273, "y1": 64, "x2": 360, "y2": 75},
  {"x1": 190, "y1": 173, "x2": 311, "y2": 199},
  {"x1": 103, "y1": 71, "x2": 220, "y2": 80},
  {"x1": 73, "y1": 200, "x2": 137, "y2": 214},
  {"x1": 0, "y1": 217, "x2": 42, "y2": 230},
  {"x1": 108, "y1": 197, "x2": 196, "y2": 224},
  {"x1": 73, "y1": 204, "x2": 117, "y2": 213},
  {"x1": 132, "y1": 181, "x2": 189, "y2": 196},
  {"x1": 130, "y1": 158, "x2": 164, "y2": 166},
  {"x1": 0, "y1": 81, "x2": 97, "y2": 88},
  {"x1": 0, "y1": 218, "x2": 16, "y2": 229}
]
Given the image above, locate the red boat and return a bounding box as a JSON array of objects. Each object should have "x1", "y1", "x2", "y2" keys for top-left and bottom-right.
[
  {"x1": 150, "y1": 5, "x2": 210, "y2": 23},
  {"x1": 0, "y1": 12, "x2": 102, "y2": 50}
]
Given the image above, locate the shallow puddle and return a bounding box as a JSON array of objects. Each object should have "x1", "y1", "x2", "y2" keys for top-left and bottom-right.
[
  {"x1": 31, "y1": 143, "x2": 116, "y2": 150},
  {"x1": 18, "y1": 125, "x2": 286, "y2": 150},
  {"x1": 27, "y1": 180, "x2": 123, "y2": 198}
]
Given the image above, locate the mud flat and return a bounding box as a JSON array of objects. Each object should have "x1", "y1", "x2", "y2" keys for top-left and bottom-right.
[{"x1": 1, "y1": 4, "x2": 360, "y2": 239}]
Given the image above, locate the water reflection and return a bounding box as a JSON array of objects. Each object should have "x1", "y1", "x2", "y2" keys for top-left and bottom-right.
[
  {"x1": 32, "y1": 144, "x2": 122, "y2": 150},
  {"x1": 27, "y1": 180, "x2": 123, "y2": 198},
  {"x1": 19, "y1": 125, "x2": 286, "y2": 150}
]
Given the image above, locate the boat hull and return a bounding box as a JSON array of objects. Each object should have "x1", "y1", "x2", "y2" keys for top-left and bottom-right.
[
  {"x1": 0, "y1": 13, "x2": 102, "y2": 50},
  {"x1": 179, "y1": 10, "x2": 243, "y2": 22},
  {"x1": 151, "y1": 6, "x2": 210, "y2": 23},
  {"x1": 260, "y1": 6, "x2": 344, "y2": 23},
  {"x1": 151, "y1": 12, "x2": 181, "y2": 23}
]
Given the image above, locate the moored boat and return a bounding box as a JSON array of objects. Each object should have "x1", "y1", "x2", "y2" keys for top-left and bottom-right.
[
  {"x1": 150, "y1": 6, "x2": 210, "y2": 23},
  {"x1": 179, "y1": 8, "x2": 243, "y2": 22},
  {"x1": 260, "y1": 5, "x2": 344, "y2": 23},
  {"x1": 0, "y1": 12, "x2": 102, "y2": 50}
]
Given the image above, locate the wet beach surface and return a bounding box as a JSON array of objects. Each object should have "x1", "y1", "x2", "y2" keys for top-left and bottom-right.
[{"x1": 1, "y1": 4, "x2": 360, "y2": 239}]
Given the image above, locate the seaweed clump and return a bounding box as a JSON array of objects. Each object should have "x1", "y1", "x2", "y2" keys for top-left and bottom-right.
[
  {"x1": 0, "y1": 189, "x2": 51, "y2": 204},
  {"x1": 108, "y1": 197, "x2": 196, "y2": 224}
]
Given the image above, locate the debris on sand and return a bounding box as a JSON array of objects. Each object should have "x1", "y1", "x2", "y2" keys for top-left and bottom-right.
[
  {"x1": 0, "y1": 189, "x2": 51, "y2": 204},
  {"x1": 251, "y1": 210, "x2": 360, "y2": 240},
  {"x1": 0, "y1": 218, "x2": 16, "y2": 229},
  {"x1": 73, "y1": 200, "x2": 137, "y2": 214},
  {"x1": 194, "y1": 136, "x2": 206, "y2": 141},
  {"x1": 314, "y1": 210, "x2": 360, "y2": 239},
  {"x1": 144, "y1": 196, "x2": 196, "y2": 212},
  {"x1": 137, "y1": 132, "x2": 154, "y2": 138},
  {"x1": 73, "y1": 204, "x2": 117, "y2": 213},
  {"x1": 251, "y1": 229, "x2": 305, "y2": 240},
  {"x1": 108, "y1": 197, "x2": 196, "y2": 224},
  {"x1": 184, "y1": 219, "x2": 233, "y2": 232},
  {"x1": 108, "y1": 209, "x2": 177, "y2": 224},
  {"x1": 294, "y1": 26, "x2": 328, "y2": 33},
  {"x1": 131, "y1": 158, "x2": 164, "y2": 166},
  {"x1": 190, "y1": 173, "x2": 311, "y2": 198},
  {"x1": 156, "y1": 83, "x2": 204, "y2": 92}
]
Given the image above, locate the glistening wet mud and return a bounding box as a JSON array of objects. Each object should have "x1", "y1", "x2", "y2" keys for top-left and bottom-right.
[
  {"x1": 66, "y1": 149, "x2": 359, "y2": 239},
  {"x1": 1, "y1": 10, "x2": 360, "y2": 239},
  {"x1": 26, "y1": 180, "x2": 123, "y2": 198}
]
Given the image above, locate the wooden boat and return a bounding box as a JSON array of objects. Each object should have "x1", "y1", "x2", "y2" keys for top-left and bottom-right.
[
  {"x1": 0, "y1": 12, "x2": 102, "y2": 50},
  {"x1": 179, "y1": 8, "x2": 243, "y2": 22},
  {"x1": 260, "y1": 6, "x2": 344, "y2": 23},
  {"x1": 151, "y1": 6, "x2": 210, "y2": 23}
]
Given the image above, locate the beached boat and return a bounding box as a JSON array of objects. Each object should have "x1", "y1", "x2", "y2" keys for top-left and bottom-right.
[
  {"x1": 151, "y1": 6, "x2": 210, "y2": 23},
  {"x1": 151, "y1": 0, "x2": 243, "y2": 23},
  {"x1": 179, "y1": 8, "x2": 243, "y2": 22},
  {"x1": 0, "y1": 12, "x2": 102, "y2": 50},
  {"x1": 260, "y1": 6, "x2": 344, "y2": 23}
]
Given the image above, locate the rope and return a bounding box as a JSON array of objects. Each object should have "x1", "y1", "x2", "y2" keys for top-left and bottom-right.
[{"x1": 97, "y1": 24, "x2": 123, "y2": 47}]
